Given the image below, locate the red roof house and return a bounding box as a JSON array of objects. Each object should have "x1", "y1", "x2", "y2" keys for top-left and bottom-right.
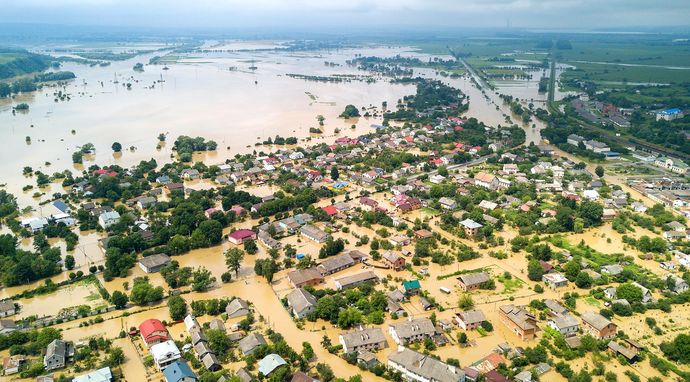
[
  {"x1": 322, "y1": 205, "x2": 338, "y2": 216},
  {"x1": 228, "y1": 229, "x2": 257, "y2": 245},
  {"x1": 139, "y1": 319, "x2": 169, "y2": 347}
]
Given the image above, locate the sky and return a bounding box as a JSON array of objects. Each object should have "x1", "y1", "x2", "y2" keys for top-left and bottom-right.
[{"x1": 1, "y1": 0, "x2": 689, "y2": 32}]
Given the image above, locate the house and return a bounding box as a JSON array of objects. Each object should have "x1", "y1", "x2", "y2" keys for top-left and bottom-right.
[
  {"x1": 184, "y1": 315, "x2": 200, "y2": 333},
  {"x1": 502, "y1": 164, "x2": 519, "y2": 174},
  {"x1": 382, "y1": 251, "x2": 406, "y2": 271},
  {"x1": 43, "y1": 340, "x2": 74, "y2": 371},
  {"x1": 474, "y1": 172, "x2": 498, "y2": 189},
  {"x1": 402, "y1": 280, "x2": 421, "y2": 295},
  {"x1": 567, "y1": 134, "x2": 585, "y2": 146},
  {"x1": 3, "y1": 355, "x2": 25, "y2": 375},
  {"x1": 439, "y1": 197, "x2": 457, "y2": 210},
  {"x1": 286, "y1": 288, "x2": 317, "y2": 319},
  {"x1": 542, "y1": 272, "x2": 568, "y2": 289},
  {"x1": 419, "y1": 297, "x2": 434, "y2": 311},
  {"x1": 73, "y1": 367, "x2": 113, "y2": 382},
  {"x1": 228, "y1": 229, "x2": 256, "y2": 245},
  {"x1": 300, "y1": 224, "x2": 331, "y2": 243},
  {"x1": 335, "y1": 271, "x2": 379, "y2": 290},
  {"x1": 208, "y1": 319, "x2": 226, "y2": 333},
  {"x1": 202, "y1": 353, "x2": 221, "y2": 371},
  {"x1": 478, "y1": 200, "x2": 498, "y2": 211},
  {"x1": 139, "y1": 319, "x2": 169, "y2": 347},
  {"x1": 460, "y1": 219, "x2": 483, "y2": 237},
  {"x1": 608, "y1": 339, "x2": 641, "y2": 363},
  {"x1": 454, "y1": 309, "x2": 487, "y2": 331},
  {"x1": 0, "y1": 300, "x2": 16, "y2": 317},
  {"x1": 499, "y1": 305, "x2": 537, "y2": 340},
  {"x1": 388, "y1": 347, "x2": 465, "y2": 382},
  {"x1": 430, "y1": 174, "x2": 446, "y2": 184},
  {"x1": 0, "y1": 319, "x2": 18, "y2": 334},
  {"x1": 98, "y1": 211, "x2": 120, "y2": 229},
  {"x1": 139, "y1": 254, "x2": 171, "y2": 273},
  {"x1": 548, "y1": 314, "x2": 579, "y2": 337},
  {"x1": 137, "y1": 196, "x2": 157, "y2": 209},
  {"x1": 181, "y1": 169, "x2": 200, "y2": 180},
  {"x1": 339, "y1": 327, "x2": 387, "y2": 353},
  {"x1": 225, "y1": 298, "x2": 250, "y2": 319},
  {"x1": 239, "y1": 333, "x2": 267, "y2": 355},
  {"x1": 317, "y1": 254, "x2": 355, "y2": 275},
  {"x1": 388, "y1": 235, "x2": 411, "y2": 247},
  {"x1": 163, "y1": 360, "x2": 198, "y2": 382},
  {"x1": 581, "y1": 311, "x2": 617, "y2": 339},
  {"x1": 235, "y1": 368, "x2": 253, "y2": 382},
  {"x1": 291, "y1": 371, "x2": 319, "y2": 382},
  {"x1": 389, "y1": 318, "x2": 436, "y2": 345},
  {"x1": 414, "y1": 229, "x2": 433, "y2": 240},
  {"x1": 151, "y1": 340, "x2": 182, "y2": 370},
  {"x1": 584, "y1": 140, "x2": 610, "y2": 153},
  {"x1": 457, "y1": 272, "x2": 490, "y2": 291},
  {"x1": 258, "y1": 231, "x2": 281, "y2": 250},
  {"x1": 543, "y1": 299, "x2": 568, "y2": 316},
  {"x1": 655, "y1": 108, "x2": 683, "y2": 121},
  {"x1": 601, "y1": 264, "x2": 623, "y2": 276},
  {"x1": 287, "y1": 268, "x2": 324, "y2": 288},
  {"x1": 668, "y1": 275, "x2": 689, "y2": 294},
  {"x1": 631, "y1": 282, "x2": 653, "y2": 303},
  {"x1": 258, "y1": 354, "x2": 287, "y2": 376}
]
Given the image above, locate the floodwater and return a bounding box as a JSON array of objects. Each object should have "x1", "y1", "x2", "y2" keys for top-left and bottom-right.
[{"x1": 1, "y1": 44, "x2": 550, "y2": 209}]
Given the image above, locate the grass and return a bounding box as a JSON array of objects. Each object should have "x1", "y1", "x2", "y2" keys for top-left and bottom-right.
[
  {"x1": 498, "y1": 274, "x2": 524, "y2": 294},
  {"x1": 583, "y1": 296, "x2": 601, "y2": 307},
  {"x1": 420, "y1": 207, "x2": 440, "y2": 216}
]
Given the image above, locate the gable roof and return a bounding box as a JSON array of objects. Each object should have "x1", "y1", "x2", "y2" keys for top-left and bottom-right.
[{"x1": 163, "y1": 360, "x2": 196, "y2": 382}]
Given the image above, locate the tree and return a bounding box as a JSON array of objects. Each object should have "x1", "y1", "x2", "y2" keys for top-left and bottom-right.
[
  {"x1": 617, "y1": 283, "x2": 643, "y2": 303},
  {"x1": 111, "y1": 142, "x2": 122, "y2": 152},
  {"x1": 579, "y1": 201, "x2": 603, "y2": 227},
  {"x1": 527, "y1": 259, "x2": 544, "y2": 281},
  {"x1": 458, "y1": 294, "x2": 474, "y2": 310},
  {"x1": 595, "y1": 165, "x2": 604, "y2": 177},
  {"x1": 661, "y1": 334, "x2": 690, "y2": 364},
  {"x1": 316, "y1": 363, "x2": 335, "y2": 382},
  {"x1": 337, "y1": 307, "x2": 363, "y2": 329},
  {"x1": 243, "y1": 239, "x2": 258, "y2": 254},
  {"x1": 111, "y1": 290, "x2": 129, "y2": 309},
  {"x1": 167, "y1": 295, "x2": 187, "y2": 321},
  {"x1": 339, "y1": 104, "x2": 360, "y2": 118},
  {"x1": 330, "y1": 166, "x2": 340, "y2": 181},
  {"x1": 191, "y1": 267, "x2": 216, "y2": 292},
  {"x1": 575, "y1": 271, "x2": 593, "y2": 288},
  {"x1": 206, "y1": 328, "x2": 232, "y2": 357},
  {"x1": 302, "y1": 341, "x2": 315, "y2": 361},
  {"x1": 64, "y1": 255, "x2": 75, "y2": 270},
  {"x1": 129, "y1": 277, "x2": 164, "y2": 305},
  {"x1": 107, "y1": 347, "x2": 125, "y2": 366},
  {"x1": 225, "y1": 248, "x2": 245, "y2": 275}
]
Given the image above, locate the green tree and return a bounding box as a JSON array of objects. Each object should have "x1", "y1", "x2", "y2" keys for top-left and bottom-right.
[
  {"x1": 111, "y1": 142, "x2": 122, "y2": 152},
  {"x1": 330, "y1": 166, "x2": 340, "y2": 181},
  {"x1": 64, "y1": 255, "x2": 75, "y2": 270},
  {"x1": 527, "y1": 259, "x2": 544, "y2": 281},
  {"x1": 575, "y1": 271, "x2": 593, "y2": 288},
  {"x1": 616, "y1": 283, "x2": 644, "y2": 303},
  {"x1": 111, "y1": 290, "x2": 129, "y2": 309},
  {"x1": 225, "y1": 248, "x2": 245, "y2": 275},
  {"x1": 458, "y1": 294, "x2": 474, "y2": 310},
  {"x1": 243, "y1": 239, "x2": 258, "y2": 254},
  {"x1": 107, "y1": 347, "x2": 125, "y2": 366},
  {"x1": 167, "y1": 295, "x2": 187, "y2": 321},
  {"x1": 191, "y1": 267, "x2": 216, "y2": 292},
  {"x1": 595, "y1": 165, "x2": 604, "y2": 177},
  {"x1": 337, "y1": 307, "x2": 363, "y2": 329},
  {"x1": 339, "y1": 104, "x2": 360, "y2": 118}
]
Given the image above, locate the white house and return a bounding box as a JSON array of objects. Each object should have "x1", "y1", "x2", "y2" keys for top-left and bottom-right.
[{"x1": 98, "y1": 211, "x2": 121, "y2": 229}]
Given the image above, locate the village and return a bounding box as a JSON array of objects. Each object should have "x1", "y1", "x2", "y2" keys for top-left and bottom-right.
[{"x1": 1, "y1": 64, "x2": 690, "y2": 382}]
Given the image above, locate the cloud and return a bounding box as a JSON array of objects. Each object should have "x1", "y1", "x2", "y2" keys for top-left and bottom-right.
[{"x1": 1, "y1": 0, "x2": 689, "y2": 30}]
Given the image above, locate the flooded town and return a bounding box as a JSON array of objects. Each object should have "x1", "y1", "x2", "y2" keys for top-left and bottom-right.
[{"x1": 2, "y1": 3, "x2": 690, "y2": 382}]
